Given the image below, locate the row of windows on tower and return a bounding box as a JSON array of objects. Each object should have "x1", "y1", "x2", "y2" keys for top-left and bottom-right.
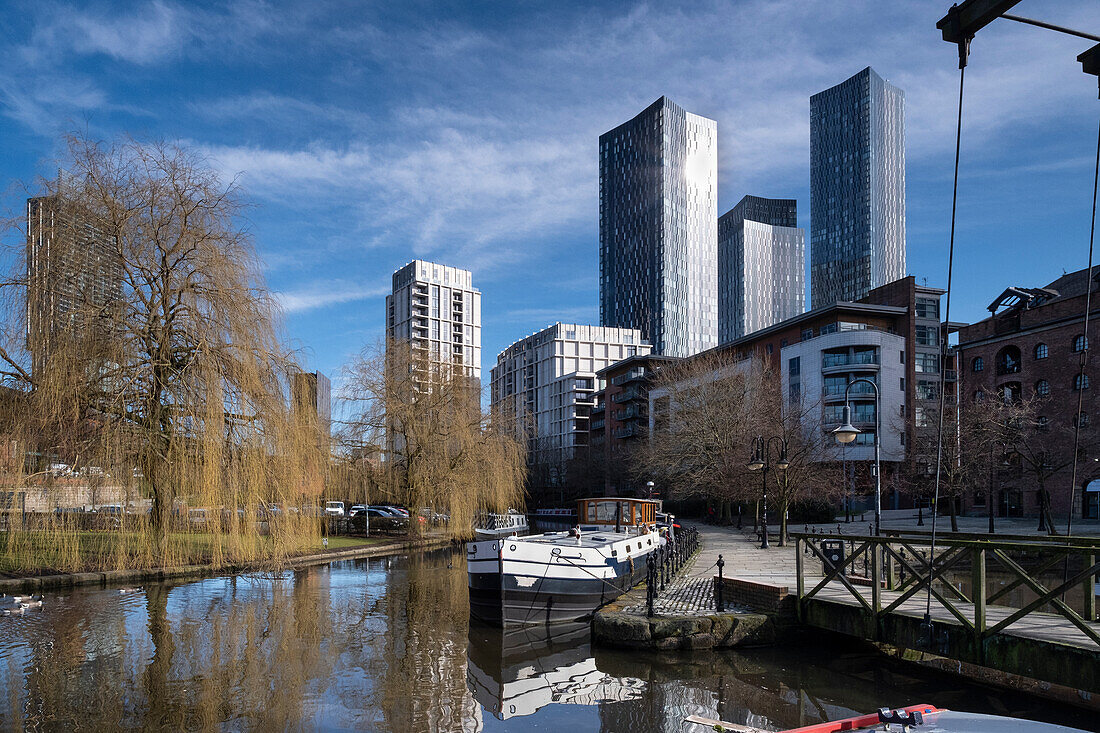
[{"x1": 973, "y1": 337, "x2": 1086, "y2": 375}]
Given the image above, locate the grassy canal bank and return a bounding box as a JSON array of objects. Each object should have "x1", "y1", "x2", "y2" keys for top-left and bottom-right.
[{"x1": 0, "y1": 532, "x2": 455, "y2": 593}]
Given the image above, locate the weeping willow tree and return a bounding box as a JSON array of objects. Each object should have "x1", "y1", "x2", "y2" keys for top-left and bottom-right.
[
  {"x1": 0, "y1": 132, "x2": 326, "y2": 572},
  {"x1": 339, "y1": 340, "x2": 526, "y2": 540}
]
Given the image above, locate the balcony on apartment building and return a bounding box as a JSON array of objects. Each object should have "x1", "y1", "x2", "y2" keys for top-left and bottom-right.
[
  {"x1": 823, "y1": 404, "x2": 876, "y2": 428},
  {"x1": 610, "y1": 367, "x2": 647, "y2": 386},
  {"x1": 822, "y1": 378, "x2": 878, "y2": 402},
  {"x1": 821, "y1": 349, "x2": 880, "y2": 376},
  {"x1": 613, "y1": 424, "x2": 640, "y2": 439},
  {"x1": 613, "y1": 404, "x2": 646, "y2": 422},
  {"x1": 611, "y1": 386, "x2": 646, "y2": 404}
]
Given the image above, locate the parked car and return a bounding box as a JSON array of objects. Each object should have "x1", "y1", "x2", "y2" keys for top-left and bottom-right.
[
  {"x1": 349, "y1": 504, "x2": 366, "y2": 515},
  {"x1": 325, "y1": 501, "x2": 345, "y2": 517},
  {"x1": 351, "y1": 507, "x2": 408, "y2": 533},
  {"x1": 418, "y1": 508, "x2": 449, "y2": 525}
]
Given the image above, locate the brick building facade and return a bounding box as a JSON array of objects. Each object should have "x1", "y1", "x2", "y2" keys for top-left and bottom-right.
[{"x1": 956, "y1": 268, "x2": 1100, "y2": 520}]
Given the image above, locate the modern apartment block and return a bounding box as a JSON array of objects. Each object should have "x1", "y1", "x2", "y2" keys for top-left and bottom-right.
[
  {"x1": 590, "y1": 354, "x2": 679, "y2": 495},
  {"x1": 599, "y1": 96, "x2": 718, "y2": 358},
  {"x1": 26, "y1": 195, "x2": 123, "y2": 377},
  {"x1": 810, "y1": 67, "x2": 906, "y2": 309},
  {"x1": 718, "y1": 195, "x2": 804, "y2": 343},
  {"x1": 490, "y1": 324, "x2": 651, "y2": 468},
  {"x1": 650, "y1": 277, "x2": 944, "y2": 509},
  {"x1": 386, "y1": 260, "x2": 482, "y2": 384}
]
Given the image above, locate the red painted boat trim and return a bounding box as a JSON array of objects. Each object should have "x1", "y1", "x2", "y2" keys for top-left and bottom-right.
[{"x1": 779, "y1": 704, "x2": 942, "y2": 733}]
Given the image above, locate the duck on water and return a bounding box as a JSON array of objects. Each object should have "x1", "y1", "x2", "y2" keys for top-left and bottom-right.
[{"x1": 467, "y1": 497, "x2": 666, "y2": 627}]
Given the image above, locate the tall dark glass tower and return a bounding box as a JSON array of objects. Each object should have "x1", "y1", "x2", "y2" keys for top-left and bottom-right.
[
  {"x1": 718, "y1": 195, "x2": 804, "y2": 343},
  {"x1": 810, "y1": 67, "x2": 906, "y2": 309},
  {"x1": 599, "y1": 97, "x2": 718, "y2": 358}
]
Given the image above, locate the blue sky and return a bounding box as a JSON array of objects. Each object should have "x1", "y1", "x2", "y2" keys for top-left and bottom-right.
[{"x1": 2, "y1": 0, "x2": 1099, "y2": 392}]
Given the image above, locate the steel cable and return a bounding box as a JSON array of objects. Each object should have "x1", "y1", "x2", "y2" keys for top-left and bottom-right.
[
  {"x1": 1066, "y1": 112, "x2": 1100, "y2": 540},
  {"x1": 927, "y1": 51, "x2": 968, "y2": 638}
]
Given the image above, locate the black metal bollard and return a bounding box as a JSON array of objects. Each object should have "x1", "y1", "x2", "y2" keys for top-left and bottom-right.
[
  {"x1": 716, "y1": 554, "x2": 725, "y2": 612},
  {"x1": 646, "y1": 555, "x2": 655, "y2": 617},
  {"x1": 661, "y1": 546, "x2": 669, "y2": 590}
]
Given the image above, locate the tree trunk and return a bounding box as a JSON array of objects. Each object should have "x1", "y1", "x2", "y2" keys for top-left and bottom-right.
[
  {"x1": 949, "y1": 492, "x2": 959, "y2": 532},
  {"x1": 1038, "y1": 485, "x2": 1058, "y2": 536},
  {"x1": 778, "y1": 497, "x2": 788, "y2": 546}
]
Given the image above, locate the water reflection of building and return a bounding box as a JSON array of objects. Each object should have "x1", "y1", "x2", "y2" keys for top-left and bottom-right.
[{"x1": 466, "y1": 622, "x2": 644, "y2": 721}]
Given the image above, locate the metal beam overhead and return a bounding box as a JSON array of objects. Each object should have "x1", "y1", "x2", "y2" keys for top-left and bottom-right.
[
  {"x1": 1080, "y1": 43, "x2": 1100, "y2": 78},
  {"x1": 936, "y1": 0, "x2": 1023, "y2": 44}
]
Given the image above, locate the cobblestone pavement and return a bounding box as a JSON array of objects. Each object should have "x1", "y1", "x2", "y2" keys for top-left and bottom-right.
[{"x1": 620, "y1": 551, "x2": 726, "y2": 615}]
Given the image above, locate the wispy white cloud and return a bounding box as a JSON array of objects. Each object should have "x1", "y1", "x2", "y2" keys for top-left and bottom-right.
[
  {"x1": 275, "y1": 279, "x2": 389, "y2": 314},
  {"x1": 23, "y1": 1, "x2": 182, "y2": 65}
]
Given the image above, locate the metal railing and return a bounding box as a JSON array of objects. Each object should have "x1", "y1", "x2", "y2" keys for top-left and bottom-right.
[
  {"x1": 646, "y1": 526, "x2": 700, "y2": 617},
  {"x1": 792, "y1": 530, "x2": 1100, "y2": 649},
  {"x1": 823, "y1": 352, "x2": 880, "y2": 368}
]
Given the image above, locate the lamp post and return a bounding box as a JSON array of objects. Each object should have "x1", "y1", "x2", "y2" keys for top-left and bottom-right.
[
  {"x1": 831, "y1": 377, "x2": 882, "y2": 536},
  {"x1": 986, "y1": 440, "x2": 997, "y2": 535},
  {"x1": 646, "y1": 480, "x2": 655, "y2": 499},
  {"x1": 747, "y1": 436, "x2": 789, "y2": 549}
]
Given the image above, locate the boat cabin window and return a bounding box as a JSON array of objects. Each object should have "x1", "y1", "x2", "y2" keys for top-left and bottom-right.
[{"x1": 577, "y1": 498, "x2": 657, "y2": 526}]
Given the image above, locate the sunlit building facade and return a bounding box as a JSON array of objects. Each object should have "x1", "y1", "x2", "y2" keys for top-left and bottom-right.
[
  {"x1": 386, "y1": 259, "x2": 482, "y2": 384},
  {"x1": 810, "y1": 67, "x2": 906, "y2": 309},
  {"x1": 490, "y1": 323, "x2": 650, "y2": 467},
  {"x1": 718, "y1": 195, "x2": 804, "y2": 343},
  {"x1": 599, "y1": 97, "x2": 718, "y2": 358}
]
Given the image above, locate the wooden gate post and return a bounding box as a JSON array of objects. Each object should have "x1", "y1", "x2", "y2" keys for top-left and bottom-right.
[
  {"x1": 972, "y1": 547, "x2": 986, "y2": 635},
  {"x1": 795, "y1": 537, "x2": 804, "y2": 622},
  {"x1": 1085, "y1": 552, "x2": 1097, "y2": 622}
]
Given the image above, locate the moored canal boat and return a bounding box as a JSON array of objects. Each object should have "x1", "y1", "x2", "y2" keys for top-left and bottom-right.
[
  {"x1": 474, "y1": 509, "x2": 530, "y2": 539},
  {"x1": 467, "y1": 497, "x2": 662, "y2": 627}
]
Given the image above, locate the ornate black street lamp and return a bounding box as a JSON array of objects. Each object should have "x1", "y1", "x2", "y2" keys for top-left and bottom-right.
[
  {"x1": 832, "y1": 377, "x2": 882, "y2": 536},
  {"x1": 747, "y1": 436, "x2": 789, "y2": 549}
]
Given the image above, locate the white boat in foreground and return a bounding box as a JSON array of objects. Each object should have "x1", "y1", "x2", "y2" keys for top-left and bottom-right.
[{"x1": 467, "y1": 498, "x2": 663, "y2": 627}]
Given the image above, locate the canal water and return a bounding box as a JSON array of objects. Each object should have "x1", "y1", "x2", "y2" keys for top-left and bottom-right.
[{"x1": 1, "y1": 547, "x2": 1096, "y2": 731}]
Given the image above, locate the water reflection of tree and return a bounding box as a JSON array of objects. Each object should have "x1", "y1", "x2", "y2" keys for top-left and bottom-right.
[
  {"x1": 129, "y1": 572, "x2": 336, "y2": 728},
  {"x1": 378, "y1": 548, "x2": 480, "y2": 732},
  {"x1": 3, "y1": 551, "x2": 486, "y2": 730}
]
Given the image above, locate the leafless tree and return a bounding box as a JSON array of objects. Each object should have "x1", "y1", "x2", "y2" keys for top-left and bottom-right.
[
  {"x1": 0, "y1": 132, "x2": 322, "y2": 569},
  {"x1": 639, "y1": 352, "x2": 794, "y2": 525},
  {"x1": 338, "y1": 340, "x2": 526, "y2": 539}
]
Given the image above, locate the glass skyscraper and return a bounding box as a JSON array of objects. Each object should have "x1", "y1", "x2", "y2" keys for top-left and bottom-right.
[
  {"x1": 718, "y1": 195, "x2": 804, "y2": 343},
  {"x1": 599, "y1": 97, "x2": 718, "y2": 358},
  {"x1": 810, "y1": 67, "x2": 906, "y2": 309}
]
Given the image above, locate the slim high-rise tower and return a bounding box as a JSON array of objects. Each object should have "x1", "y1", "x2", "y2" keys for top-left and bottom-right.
[
  {"x1": 718, "y1": 195, "x2": 804, "y2": 343},
  {"x1": 26, "y1": 195, "x2": 123, "y2": 377},
  {"x1": 599, "y1": 97, "x2": 718, "y2": 357},
  {"x1": 810, "y1": 67, "x2": 906, "y2": 309},
  {"x1": 386, "y1": 260, "x2": 482, "y2": 383}
]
